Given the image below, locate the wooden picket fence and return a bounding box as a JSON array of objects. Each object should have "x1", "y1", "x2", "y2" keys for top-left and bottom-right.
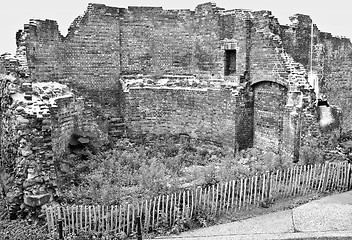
[{"x1": 46, "y1": 162, "x2": 352, "y2": 238}]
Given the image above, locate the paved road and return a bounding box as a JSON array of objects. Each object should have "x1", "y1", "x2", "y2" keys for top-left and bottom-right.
[{"x1": 155, "y1": 191, "x2": 352, "y2": 240}]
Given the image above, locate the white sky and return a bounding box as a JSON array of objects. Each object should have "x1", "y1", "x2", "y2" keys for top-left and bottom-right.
[{"x1": 0, "y1": 0, "x2": 351, "y2": 54}]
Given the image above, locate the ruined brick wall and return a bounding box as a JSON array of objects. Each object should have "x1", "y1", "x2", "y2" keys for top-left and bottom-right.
[
  {"x1": 125, "y1": 87, "x2": 253, "y2": 149},
  {"x1": 21, "y1": 3, "x2": 247, "y2": 83},
  {"x1": 0, "y1": 75, "x2": 18, "y2": 168},
  {"x1": 281, "y1": 14, "x2": 352, "y2": 130},
  {"x1": 23, "y1": 6, "x2": 121, "y2": 87},
  {"x1": 62, "y1": 4, "x2": 121, "y2": 90},
  {"x1": 119, "y1": 7, "x2": 195, "y2": 76},
  {"x1": 281, "y1": 14, "x2": 312, "y2": 68},
  {"x1": 14, "y1": 2, "x2": 347, "y2": 164},
  {"x1": 0, "y1": 59, "x2": 5, "y2": 74},
  {"x1": 252, "y1": 81, "x2": 287, "y2": 153},
  {"x1": 193, "y1": 3, "x2": 224, "y2": 78},
  {"x1": 0, "y1": 73, "x2": 94, "y2": 216},
  {"x1": 319, "y1": 36, "x2": 352, "y2": 130},
  {"x1": 249, "y1": 11, "x2": 288, "y2": 87},
  {"x1": 23, "y1": 20, "x2": 63, "y2": 82},
  {"x1": 220, "y1": 10, "x2": 251, "y2": 81},
  {"x1": 51, "y1": 96, "x2": 82, "y2": 155},
  {"x1": 20, "y1": 4, "x2": 123, "y2": 134},
  {"x1": 0, "y1": 77, "x2": 58, "y2": 217},
  {"x1": 51, "y1": 95, "x2": 112, "y2": 156},
  {"x1": 119, "y1": 3, "x2": 224, "y2": 78}
]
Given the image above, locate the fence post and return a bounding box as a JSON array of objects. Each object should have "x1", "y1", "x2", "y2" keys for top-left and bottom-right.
[
  {"x1": 322, "y1": 163, "x2": 330, "y2": 191},
  {"x1": 348, "y1": 163, "x2": 352, "y2": 190},
  {"x1": 136, "y1": 216, "x2": 142, "y2": 240},
  {"x1": 58, "y1": 219, "x2": 64, "y2": 240},
  {"x1": 266, "y1": 171, "x2": 271, "y2": 203}
]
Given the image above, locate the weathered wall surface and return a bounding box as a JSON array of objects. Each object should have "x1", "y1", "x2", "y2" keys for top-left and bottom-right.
[
  {"x1": 120, "y1": 7, "x2": 195, "y2": 76},
  {"x1": 281, "y1": 14, "x2": 352, "y2": 130},
  {"x1": 252, "y1": 81, "x2": 287, "y2": 153},
  {"x1": 0, "y1": 77, "x2": 58, "y2": 217},
  {"x1": 0, "y1": 73, "x2": 99, "y2": 216},
  {"x1": 23, "y1": 20, "x2": 63, "y2": 82},
  {"x1": 12, "y1": 2, "x2": 347, "y2": 161},
  {"x1": 20, "y1": 5, "x2": 124, "y2": 137},
  {"x1": 21, "y1": 3, "x2": 252, "y2": 83},
  {"x1": 125, "y1": 87, "x2": 253, "y2": 149},
  {"x1": 119, "y1": 3, "x2": 224, "y2": 78},
  {"x1": 51, "y1": 96, "x2": 83, "y2": 155}
]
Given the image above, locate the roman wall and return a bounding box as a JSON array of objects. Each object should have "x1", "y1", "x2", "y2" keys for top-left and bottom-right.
[
  {"x1": 281, "y1": 14, "x2": 352, "y2": 130},
  {"x1": 252, "y1": 82, "x2": 287, "y2": 153},
  {"x1": 0, "y1": 2, "x2": 349, "y2": 215},
  {"x1": 16, "y1": 2, "x2": 347, "y2": 156},
  {"x1": 20, "y1": 3, "x2": 255, "y2": 86},
  {"x1": 0, "y1": 70, "x2": 108, "y2": 217},
  {"x1": 125, "y1": 87, "x2": 253, "y2": 150}
]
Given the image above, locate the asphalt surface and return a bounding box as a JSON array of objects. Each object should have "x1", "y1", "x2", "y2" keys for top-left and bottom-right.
[{"x1": 155, "y1": 191, "x2": 352, "y2": 240}]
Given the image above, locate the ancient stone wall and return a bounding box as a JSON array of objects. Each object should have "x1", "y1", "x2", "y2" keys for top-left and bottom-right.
[
  {"x1": 120, "y1": 7, "x2": 195, "y2": 76},
  {"x1": 21, "y1": 3, "x2": 252, "y2": 84},
  {"x1": 51, "y1": 96, "x2": 82, "y2": 155},
  {"x1": 0, "y1": 73, "x2": 89, "y2": 216},
  {"x1": 0, "y1": 58, "x2": 6, "y2": 74},
  {"x1": 118, "y1": 3, "x2": 225, "y2": 78},
  {"x1": 12, "y1": 2, "x2": 347, "y2": 162},
  {"x1": 23, "y1": 20, "x2": 63, "y2": 82},
  {"x1": 281, "y1": 14, "x2": 352, "y2": 130},
  {"x1": 20, "y1": 5, "x2": 123, "y2": 134},
  {"x1": 252, "y1": 81, "x2": 287, "y2": 153},
  {"x1": 125, "y1": 87, "x2": 253, "y2": 149}
]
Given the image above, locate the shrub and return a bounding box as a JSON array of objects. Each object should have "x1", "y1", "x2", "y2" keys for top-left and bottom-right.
[
  {"x1": 300, "y1": 145, "x2": 324, "y2": 165},
  {"x1": 137, "y1": 158, "x2": 176, "y2": 196},
  {"x1": 0, "y1": 219, "x2": 52, "y2": 240}
]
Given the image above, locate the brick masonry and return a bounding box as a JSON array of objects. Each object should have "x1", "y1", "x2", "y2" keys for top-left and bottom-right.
[
  {"x1": 0, "y1": 2, "x2": 348, "y2": 213},
  {"x1": 12, "y1": 2, "x2": 347, "y2": 158},
  {"x1": 125, "y1": 87, "x2": 253, "y2": 150}
]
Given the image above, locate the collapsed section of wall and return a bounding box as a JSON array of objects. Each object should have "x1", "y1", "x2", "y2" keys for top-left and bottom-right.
[
  {"x1": 11, "y1": 2, "x2": 346, "y2": 164},
  {"x1": 0, "y1": 72, "x2": 110, "y2": 217},
  {"x1": 281, "y1": 14, "x2": 352, "y2": 130},
  {"x1": 18, "y1": 6, "x2": 124, "y2": 140}
]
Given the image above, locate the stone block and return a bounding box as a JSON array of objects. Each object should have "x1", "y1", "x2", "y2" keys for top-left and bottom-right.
[{"x1": 24, "y1": 194, "x2": 51, "y2": 207}]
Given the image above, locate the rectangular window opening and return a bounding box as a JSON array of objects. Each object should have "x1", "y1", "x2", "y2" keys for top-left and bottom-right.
[{"x1": 225, "y1": 50, "x2": 236, "y2": 76}]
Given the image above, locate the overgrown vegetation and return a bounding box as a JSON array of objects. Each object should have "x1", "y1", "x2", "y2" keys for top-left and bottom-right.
[
  {"x1": 58, "y1": 133, "x2": 286, "y2": 207},
  {"x1": 3, "y1": 129, "x2": 352, "y2": 239}
]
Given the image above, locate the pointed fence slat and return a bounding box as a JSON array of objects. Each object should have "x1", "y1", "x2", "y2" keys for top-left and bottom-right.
[
  {"x1": 244, "y1": 178, "x2": 248, "y2": 208},
  {"x1": 239, "y1": 178, "x2": 244, "y2": 210},
  {"x1": 253, "y1": 176, "x2": 258, "y2": 205},
  {"x1": 231, "y1": 180, "x2": 235, "y2": 209},
  {"x1": 46, "y1": 163, "x2": 352, "y2": 238}
]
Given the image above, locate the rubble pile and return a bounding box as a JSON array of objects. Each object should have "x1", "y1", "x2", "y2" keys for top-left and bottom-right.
[{"x1": 1, "y1": 73, "x2": 73, "y2": 218}]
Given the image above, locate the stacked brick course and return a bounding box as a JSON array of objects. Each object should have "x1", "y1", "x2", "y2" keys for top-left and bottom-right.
[
  {"x1": 14, "y1": 2, "x2": 346, "y2": 158},
  {"x1": 281, "y1": 14, "x2": 352, "y2": 130},
  {"x1": 1, "y1": 2, "x2": 348, "y2": 212},
  {"x1": 125, "y1": 86, "x2": 253, "y2": 150}
]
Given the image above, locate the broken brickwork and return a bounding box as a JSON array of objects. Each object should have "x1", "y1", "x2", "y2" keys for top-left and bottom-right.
[
  {"x1": 0, "y1": 68, "x2": 109, "y2": 218},
  {"x1": 281, "y1": 14, "x2": 352, "y2": 130},
  {"x1": 13, "y1": 2, "x2": 346, "y2": 158},
  {"x1": 126, "y1": 86, "x2": 253, "y2": 150},
  {"x1": 0, "y1": 2, "x2": 348, "y2": 213}
]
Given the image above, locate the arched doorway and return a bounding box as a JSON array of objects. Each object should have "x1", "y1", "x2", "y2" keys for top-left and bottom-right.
[{"x1": 252, "y1": 81, "x2": 287, "y2": 153}]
